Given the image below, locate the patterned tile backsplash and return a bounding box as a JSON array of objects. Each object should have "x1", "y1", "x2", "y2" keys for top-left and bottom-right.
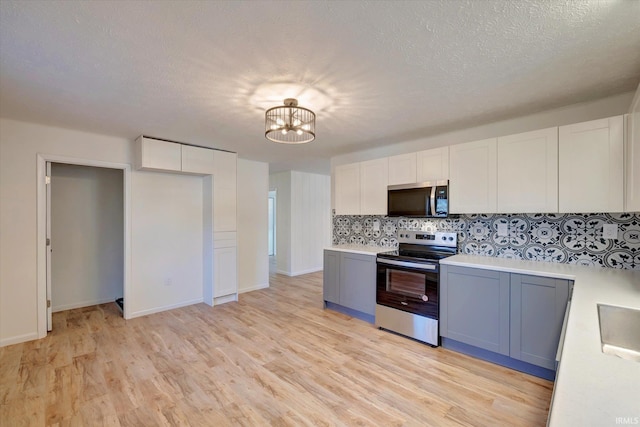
[{"x1": 332, "y1": 213, "x2": 640, "y2": 270}]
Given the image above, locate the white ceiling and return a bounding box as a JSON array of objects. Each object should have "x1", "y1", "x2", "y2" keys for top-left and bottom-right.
[{"x1": 1, "y1": 1, "x2": 639, "y2": 174}]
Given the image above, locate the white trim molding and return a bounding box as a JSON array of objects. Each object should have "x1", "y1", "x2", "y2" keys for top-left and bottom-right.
[
  {"x1": 276, "y1": 267, "x2": 323, "y2": 277},
  {"x1": 0, "y1": 332, "x2": 40, "y2": 348},
  {"x1": 238, "y1": 282, "x2": 269, "y2": 294},
  {"x1": 128, "y1": 298, "x2": 204, "y2": 319}
]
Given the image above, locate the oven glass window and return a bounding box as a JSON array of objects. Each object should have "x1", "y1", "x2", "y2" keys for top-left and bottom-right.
[{"x1": 386, "y1": 269, "x2": 425, "y2": 297}]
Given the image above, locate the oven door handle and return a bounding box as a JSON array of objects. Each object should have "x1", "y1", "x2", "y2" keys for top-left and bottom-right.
[{"x1": 376, "y1": 259, "x2": 437, "y2": 271}]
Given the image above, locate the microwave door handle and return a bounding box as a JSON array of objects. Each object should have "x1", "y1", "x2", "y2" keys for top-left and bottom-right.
[{"x1": 430, "y1": 186, "x2": 436, "y2": 216}]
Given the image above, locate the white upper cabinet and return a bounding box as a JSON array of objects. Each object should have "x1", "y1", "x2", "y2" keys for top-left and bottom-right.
[
  {"x1": 559, "y1": 116, "x2": 624, "y2": 213},
  {"x1": 627, "y1": 92, "x2": 640, "y2": 212},
  {"x1": 334, "y1": 163, "x2": 361, "y2": 215},
  {"x1": 181, "y1": 145, "x2": 215, "y2": 175},
  {"x1": 449, "y1": 138, "x2": 497, "y2": 214},
  {"x1": 417, "y1": 147, "x2": 449, "y2": 182},
  {"x1": 334, "y1": 159, "x2": 388, "y2": 215},
  {"x1": 135, "y1": 136, "x2": 217, "y2": 176},
  {"x1": 213, "y1": 150, "x2": 237, "y2": 232},
  {"x1": 388, "y1": 153, "x2": 417, "y2": 185},
  {"x1": 135, "y1": 136, "x2": 182, "y2": 172},
  {"x1": 497, "y1": 127, "x2": 558, "y2": 213},
  {"x1": 360, "y1": 158, "x2": 388, "y2": 215}
]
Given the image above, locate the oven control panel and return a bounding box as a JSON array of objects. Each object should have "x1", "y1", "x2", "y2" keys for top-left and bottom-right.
[{"x1": 398, "y1": 230, "x2": 457, "y2": 247}]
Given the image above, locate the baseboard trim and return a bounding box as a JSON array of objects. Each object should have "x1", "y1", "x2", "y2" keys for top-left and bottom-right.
[
  {"x1": 52, "y1": 297, "x2": 116, "y2": 313},
  {"x1": 239, "y1": 283, "x2": 269, "y2": 294},
  {"x1": 214, "y1": 294, "x2": 238, "y2": 305},
  {"x1": 276, "y1": 267, "x2": 323, "y2": 277},
  {"x1": 0, "y1": 332, "x2": 40, "y2": 347},
  {"x1": 128, "y1": 298, "x2": 204, "y2": 319}
]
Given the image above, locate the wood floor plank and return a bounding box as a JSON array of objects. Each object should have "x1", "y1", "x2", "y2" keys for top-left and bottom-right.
[{"x1": 0, "y1": 270, "x2": 553, "y2": 426}]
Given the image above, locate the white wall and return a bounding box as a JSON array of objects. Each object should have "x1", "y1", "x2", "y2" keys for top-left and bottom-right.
[
  {"x1": 0, "y1": 118, "x2": 205, "y2": 346},
  {"x1": 237, "y1": 158, "x2": 269, "y2": 293},
  {"x1": 331, "y1": 91, "x2": 635, "y2": 168},
  {"x1": 290, "y1": 171, "x2": 331, "y2": 275},
  {"x1": 130, "y1": 171, "x2": 203, "y2": 316},
  {"x1": 51, "y1": 163, "x2": 124, "y2": 311},
  {"x1": 269, "y1": 171, "x2": 331, "y2": 276}
]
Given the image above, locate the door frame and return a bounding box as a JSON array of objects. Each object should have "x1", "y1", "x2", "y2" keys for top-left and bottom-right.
[
  {"x1": 36, "y1": 154, "x2": 132, "y2": 338},
  {"x1": 268, "y1": 190, "x2": 276, "y2": 256}
]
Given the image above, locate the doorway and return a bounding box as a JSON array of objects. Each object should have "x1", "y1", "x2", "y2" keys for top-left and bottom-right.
[
  {"x1": 37, "y1": 155, "x2": 131, "y2": 338},
  {"x1": 48, "y1": 163, "x2": 124, "y2": 327},
  {"x1": 268, "y1": 190, "x2": 276, "y2": 272}
]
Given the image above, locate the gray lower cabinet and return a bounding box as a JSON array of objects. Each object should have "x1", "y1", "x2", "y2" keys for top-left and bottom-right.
[
  {"x1": 440, "y1": 265, "x2": 511, "y2": 355},
  {"x1": 323, "y1": 250, "x2": 340, "y2": 304},
  {"x1": 441, "y1": 264, "x2": 571, "y2": 372},
  {"x1": 339, "y1": 252, "x2": 376, "y2": 316},
  {"x1": 510, "y1": 274, "x2": 570, "y2": 370},
  {"x1": 323, "y1": 250, "x2": 376, "y2": 317}
]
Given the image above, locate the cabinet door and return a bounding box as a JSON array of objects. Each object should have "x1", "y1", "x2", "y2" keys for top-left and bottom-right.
[
  {"x1": 214, "y1": 246, "x2": 237, "y2": 298},
  {"x1": 559, "y1": 116, "x2": 624, "y2": 213},
  {"x1": 510, "y1": 274, "x2": 569, "y2": 370},
  {"x1": 440, "y1": 265, "x2": 510, "y2": 355},
  {"x1": 360, "y1": 158, "x2": 388, "y2": 215},
  {"x1": 339, "y1": 253, "x2": 376, "y2": 316},
  {"x1": 181, "y1": 145, "x2": 214, "y2": 175},
  {"x1": 417, "y1": 147, "x2": 449, "y2": 182},
  {"x1": 323, "y1": 250, "x2": 340, "y2": 304},
  {"x1": 388, "y1": 153, "x2": 417, "y2": 185},
  {"x1": 136, "y1": 136, "x2": 182, "y2": 172},
  {"x1": 497, "y1": 127, "x2": 558, "y2": 213},
  {"x1": 627, "y1": 98, "x2": 640, "y2": 212},
  {"x1": 449, "y1": 138, "x2": 497, "y2": 213},
  {"x1": 213, "y1": 151, "x2": 237, "y2": 232},
  {"x1": 334, "y1": 163, "x2": 361, "y2": 215}
]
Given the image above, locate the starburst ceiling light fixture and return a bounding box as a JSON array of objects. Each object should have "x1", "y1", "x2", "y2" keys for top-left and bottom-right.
[{"x1": 265, "y1": 98, "x2": 316, "y2": 144}]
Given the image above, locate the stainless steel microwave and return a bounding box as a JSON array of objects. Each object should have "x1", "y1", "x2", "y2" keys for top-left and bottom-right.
[{"x1": 387, "y1": 180, "x2": 449, "y2": 218}]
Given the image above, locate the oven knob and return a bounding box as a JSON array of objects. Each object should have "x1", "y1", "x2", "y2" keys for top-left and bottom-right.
[
  {"x1": 422, "y1": 295, "x2": 429, "y2": 302},
  {"x1": 448, "y1": 237, "x2": 454, "y2": 241},
  {"x1": 441, "y1": 236, "x2": 446, "y2": 241}
]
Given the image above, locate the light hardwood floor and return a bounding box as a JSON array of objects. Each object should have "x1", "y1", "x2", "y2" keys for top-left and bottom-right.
[{"x1": 0, "y1": 272, "x2": 553, "y2": 426}]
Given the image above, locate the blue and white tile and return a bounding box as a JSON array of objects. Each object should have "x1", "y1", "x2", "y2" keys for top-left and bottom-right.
[
  {"x1": 332, "y1": 212, "x2": 639, "y2": 270},
  {"x1": 604, "y1": 250, "x2": 640, "y2": 270},
  {"x1": 523, "y1": 245, "x2": 567, "y2": 263}
]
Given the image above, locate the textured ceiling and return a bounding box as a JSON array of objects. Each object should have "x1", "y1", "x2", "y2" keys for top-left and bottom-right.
[{"x1": 1, "y1": 1, "x2": 639, "y2": 174}]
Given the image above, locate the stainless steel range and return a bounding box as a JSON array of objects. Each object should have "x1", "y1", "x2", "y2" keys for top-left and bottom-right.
[{"x1": 375, "y1": 230, "x2": 457, "y2": 346}]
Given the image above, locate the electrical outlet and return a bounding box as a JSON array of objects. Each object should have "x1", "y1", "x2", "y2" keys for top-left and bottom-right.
[
  {"x1": 164, "y1": 278, "x2": 172, "y2": 286},
  {"x1": 602, "y1": 224, "x2": 618, "y2": 240},
  {"x1": 497, "y1": 223, "x2": 509, "y2": 237},
  {"x1": 373, "y1": 221, "x2": 380, "y2": 232}
]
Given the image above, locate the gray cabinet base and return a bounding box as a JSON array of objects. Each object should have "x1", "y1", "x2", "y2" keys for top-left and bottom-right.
[
  {"x1": 324, "y1": 301, "x2": 375, "y2": 324},
  {"x1": 442, "y1": 337, "x2": 555, "y2": 381}
]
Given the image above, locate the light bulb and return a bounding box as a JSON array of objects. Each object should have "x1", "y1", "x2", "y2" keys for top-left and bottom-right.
[
  {"x1": 302, "y1": 124, "x2": 310, "y2": 131},
  {"x1": 270, "y1": 125, "x2": 278, "y2": 130},
  {"x1": 276, "y1": 118, "x2": 284, "y2": 126},
  {"x1": 281, "y1": 129, "x2": 288, "y2": 135},
  {"x1": 296, "y1": 129, "x2": 303, "y2": 135},
  {"x1": 293, "y1": 119, "x2": 301, "y2": 126}
]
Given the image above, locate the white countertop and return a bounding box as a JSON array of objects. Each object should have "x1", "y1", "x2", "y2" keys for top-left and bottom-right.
[
  {"x1": 441, "y1": 255, "x2": 640, "y2": 426},
  {"x1": 325, "y1": 245, "x2": 392, "y2": 256}
]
